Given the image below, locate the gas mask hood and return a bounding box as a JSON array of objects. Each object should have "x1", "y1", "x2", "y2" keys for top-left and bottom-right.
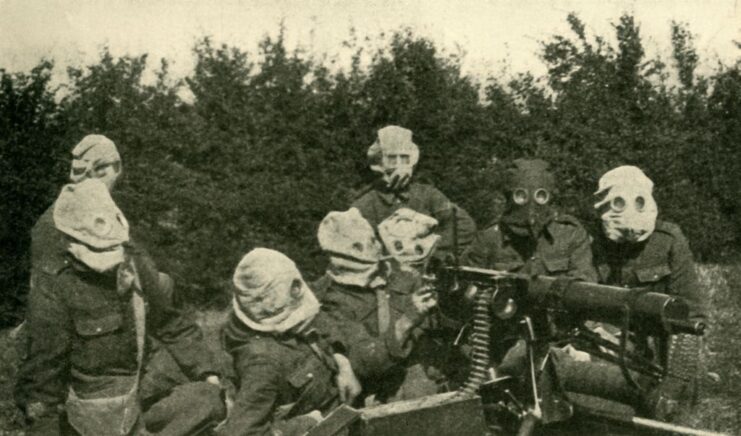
[
  {"x1": 500, "y1": 159, "x2": 557, "y2": 238},
  {"x1": 367, "y1": 126, "x2": 420, "y2": 192},
  {"x1": 595, "y1": 166, "x2": 657, "y2": 243}
]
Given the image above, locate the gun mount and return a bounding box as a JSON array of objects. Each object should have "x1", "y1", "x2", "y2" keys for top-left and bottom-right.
[{"x1": 311, "y1": 264, "x2": 720, "y2": 436}]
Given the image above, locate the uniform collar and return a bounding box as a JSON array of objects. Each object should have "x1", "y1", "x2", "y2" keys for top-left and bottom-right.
[
  {"x1": 375, "y1": 183, "x2": 412, "y2": 205},
  {"x1": 500, "y1": 218, "x2": 556, "y2": 244}
]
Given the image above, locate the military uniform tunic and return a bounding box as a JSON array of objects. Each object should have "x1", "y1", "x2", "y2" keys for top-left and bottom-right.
[
  {"x1": 351, "y1": 182, "x2": 477, "y2": 258},
  {"x1": 591, "y1": 220, "x2": 707, "y2": 321},
  {"x1": 315, "y1": 272, "x2": 461, "y2": 402},
  {"x1": 461, "y1": 213, "x2": 598, "y2": 283},
  {"x1": 218, "y1": 312, "x2": 343, "y2": 436},
  {"x1": 15, "y1": 236, "x2": 224, "y2": 435}
]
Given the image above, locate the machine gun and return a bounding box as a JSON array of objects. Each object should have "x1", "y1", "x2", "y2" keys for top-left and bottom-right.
[
  {"x1": 309, "y1": 265, "x2": 721, "y2": 436},
  {"x1": 431, "y1": 264, "x2": 715, "y2": 436}
]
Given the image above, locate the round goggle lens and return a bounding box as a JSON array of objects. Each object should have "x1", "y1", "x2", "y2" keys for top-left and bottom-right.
[
  {"x1": 534, "y1": 188, "x2": 550, "y2": 205},
  {"x1": 635, "y1": 196, "x2": 645, "y2": 211},
  {"x1": 611, "y1": 196, "x2": 626, "y2": 212},
  {"x1": 513, "y1": 188, "x2": 529, "y2": 205}
]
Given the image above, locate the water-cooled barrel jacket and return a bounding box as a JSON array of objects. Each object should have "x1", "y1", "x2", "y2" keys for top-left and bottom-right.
[
  {"x1": 15, "y1": 213, "x2": 220, "y2": 413},
  {"x1": 591, "y1": 220, "x2": 707, "y2": 322},
  {"x1": 460, "y1": 213, "x2": 598, "y2": 283},
  {"x1": 351, "y1": 181, "x2": 477, "y2": 257},
  {"x1": 218, "y1": 311, "x2": 342, "y2": 436}
]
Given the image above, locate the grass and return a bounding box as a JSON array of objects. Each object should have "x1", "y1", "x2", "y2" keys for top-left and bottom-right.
[{"x1": 1, "y1": 264, "x2": 739, "y2": 434}]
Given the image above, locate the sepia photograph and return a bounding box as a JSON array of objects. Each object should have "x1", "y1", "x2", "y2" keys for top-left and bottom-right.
[{"x1": 1, "y1": 0, "x2": 739, "y2": 434}]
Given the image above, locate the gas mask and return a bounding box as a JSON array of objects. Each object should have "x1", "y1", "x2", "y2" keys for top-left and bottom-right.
[
  {"x1": 368, "y1": 126, "x2": 420, "y2": 192},
  {"x1": 378, "y1": 208, "x2": 440, "y2": 273},
  {"x1": 318, "y1": 208, "x2": 387, "y2": 289},
  {"x1": 595, "y1": 166, "x2": 657, "y2": 243},
  {"x1": 70, "y1": 134, "x2": 122, "y2": 191},
  {"x1": 500, "y1": 159, "x2": 556, "y2": 238}
]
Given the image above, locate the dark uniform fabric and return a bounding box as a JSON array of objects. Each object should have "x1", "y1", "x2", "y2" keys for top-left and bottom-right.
[
  {"x1": 351, "y1": 181, "x2": 477, "y2": 258},
  {"x1": 591, "y1": 220, "x2": 707, "y2": 321},
  {"x1": 15, "y1": 228, "x2": 224, "y2": 435},
  {"x1": 590, "y1": 220, "x2": 707, "y2": 419},
  {"x1": 461, "y1": 213, "x2": 598, "y2": 283},
  {"x1": 217, "y1": 312, "x2": 342, "y2": 436},
  {"x1": 315, "y1": 272, "x2": 461, "y2": 402}
]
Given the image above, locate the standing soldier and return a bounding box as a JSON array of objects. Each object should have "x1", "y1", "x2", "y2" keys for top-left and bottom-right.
[
  {"x1": 351, "y1": 125, "x2": 477, "y2": 259},
  {"x1": 591, "y1": 165, "x2": 707, "y2": 420},
  {"x1": 15, "y1": 179, "x2": 225, "y2": 435},
  {"x1": 461, "y1": 158, "x2": 596, "y2": 282}
]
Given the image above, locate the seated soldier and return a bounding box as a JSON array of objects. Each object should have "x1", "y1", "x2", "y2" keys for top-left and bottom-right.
[
  {"x1": 15, "y1": 179, "x2": 225, "y2": 436},
  {"x1": 351, "y1": 125, "x2": 477, "y2": 259},
  {"x1": 461, "y1": 158, "x2": 596, "y2": 282},
  {"x1": 315, "y1": 207, "x2": 456, "y2": 402},
  {"x1": 460, "y1": 159, "x2": 597, "y2": 377},
  {"x1": 217, "y1": 248, "x2": 363, "y2": 436},
  {"x1": 591, "y1": 166, "x2": 708, "y2": 420}
]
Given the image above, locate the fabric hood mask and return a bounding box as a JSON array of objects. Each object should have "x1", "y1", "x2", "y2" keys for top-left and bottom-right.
[{"x1": 594, "y1": 165, "x2": 657, "y2": 243}]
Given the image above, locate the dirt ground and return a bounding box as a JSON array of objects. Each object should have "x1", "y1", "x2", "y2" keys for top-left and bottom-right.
[{"x1": 1, "y1": 264, "x2": 739, "y2": 434}]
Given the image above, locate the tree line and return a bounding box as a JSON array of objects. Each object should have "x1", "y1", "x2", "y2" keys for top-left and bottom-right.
[{"x1": 1, "y1": 14, "x2": 739, "y2": 326}]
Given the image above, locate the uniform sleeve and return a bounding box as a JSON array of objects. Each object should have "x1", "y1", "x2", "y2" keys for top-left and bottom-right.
[
  {"x1": 216, "y1": 354, "x2": 281, "y2": 436},
  {"x1": 427, "y1": 187, "x2": 477, "y2": 258},
  {"x1": 14, "y1": 270, "x2": 71, "y2": 429},
  {"x1": 668, "y1": 229, "x2": 707, "y2": 321},
  {"x1": 320, "y1": 309, "x2": 408, "y2": 380},
  {"x1": 567, "y1": 224, "x2": 599, "y2": 283},
  {"x1": 131, "y1": 245, "x2": 221, "y2": 381},
  {"x1": 460, "y1": 230, "x2": 492, "y2": 268}
]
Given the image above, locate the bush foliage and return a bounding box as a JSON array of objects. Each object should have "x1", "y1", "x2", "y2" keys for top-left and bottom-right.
[{"x1": 1, "y1": 15, "x2": 739, "y2": 325}]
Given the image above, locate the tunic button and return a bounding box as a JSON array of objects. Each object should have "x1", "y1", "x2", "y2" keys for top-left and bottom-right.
[
  {"x1": 530, "y1": 256, "x2": 537, "y2": 261},
  {"x1": 96, "y1": 327, "x2": 102, "y2": 332},
  {"x1": 307, "y1": 373, "x2": 313, "y2": 379}
]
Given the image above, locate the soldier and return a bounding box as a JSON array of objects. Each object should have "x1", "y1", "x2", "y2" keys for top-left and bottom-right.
[
  {"x1": 16, "y1": 135, "x2": 125, "y2": 367},
  {"x1": 591, "y1": 165, "x2": 707, "y2": 419},
  {"x1": 351, "y1": 125, "x2": 477, "y2": 259},
  {"x1": 461, "y1": 158, "x2": 597, "y2": 282},
  {"x1": 315, "y1": 207, "x2": 453, "y2": 402},
  {"x1": 15, "y1": 179, "x2": 225, "y2": 435},
  {"x1": 217, "y1": 248, "x2": 362, "y2": 436},
  {"x1": 459, "y1": 159, "x2": 597, "y2": 376},
  {"x1": 31, "y1": 135, "x2": 123, "y2": 271}
]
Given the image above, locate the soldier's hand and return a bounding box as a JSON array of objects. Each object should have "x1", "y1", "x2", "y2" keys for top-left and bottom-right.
[
  {"x1": 410, "y1": 279, "x2": 438, "y2": 320},
  {"x1": 333, "y1": 354, "x2": 362, "y2": 405},
  {"x1": 387, "y1": 169, "x2": 412, "y2": 191}
]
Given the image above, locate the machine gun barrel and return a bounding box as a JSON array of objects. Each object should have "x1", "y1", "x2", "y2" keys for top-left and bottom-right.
[{"x1": 443, "y1": 266, "x2": 704, "y2": 335}]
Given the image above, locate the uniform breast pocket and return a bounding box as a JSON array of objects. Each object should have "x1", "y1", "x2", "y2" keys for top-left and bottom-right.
[
  {"x1": 73, "y1": 312, "x2": 123, "y2": 338},
  {"x1": 286, "y1": 355, "x2": 336, "y2": 418},
  {"x1": 634, "y1": 264, "x2": 672, "y2": 284},
  {"x1": 71, "y1": 311, "x2": 129, "y2": 372}
]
